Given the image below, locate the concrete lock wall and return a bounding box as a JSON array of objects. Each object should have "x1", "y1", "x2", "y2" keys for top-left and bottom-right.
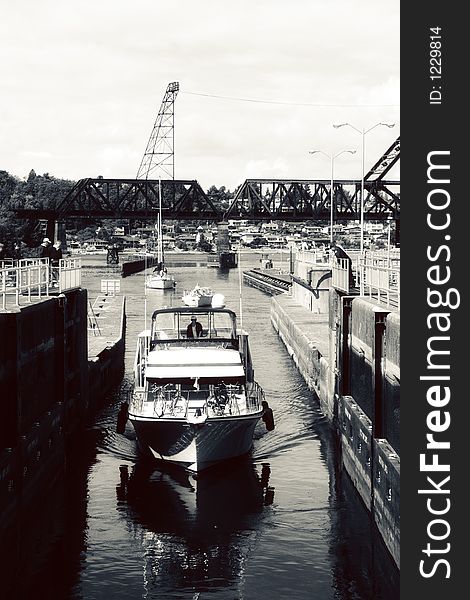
[
  {"x1": 349, "y1": 299, "x2": 391, "y2": 429},
  {"x1": 0, "y1": 289, "x2": 125, "y2": 543},
  {"x1": 271, "y1": 280, "x2": 400, "y2": 568},
  {"x1": 349, "y1": 299, "x2": 377, "y2": 421},
  {"x1": 373, "y1": 438, "x2": 400, "y2": 566},
  {"x1": 339, "y1": 395, "x2": 373, "y2": 510},
  {"x1": 291, "y1": 265, "x2": 331, "y2": 314},
  {"x1": 339, "y1": 396, "x2": 400, "y2": 567},
  {"x1": 0, "y1": 291, "x2": 88, "y2": 451},
  {"x1": 270, "y1": 297, "x2": 329, "y2": 411},
  {"x1": 122, "y1": 257, "x2": 157, "y2": 277}
]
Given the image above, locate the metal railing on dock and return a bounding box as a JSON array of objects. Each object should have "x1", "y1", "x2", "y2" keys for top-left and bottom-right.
[
  {"x1": 295, "y1": 249, "x2": 330, "y2": 265},
  {"x1": 358, "y1": 252, "x2": 400, "y2": 308},
  {"x1": 293, "y1": 248, "x2": 400, "y2": 308},
  {"x1": 0, "y1": 258, "x2": 82, "y2": 310},
  {"x1": 331, "y1": 258, "x2": 351, "y2": 294}
]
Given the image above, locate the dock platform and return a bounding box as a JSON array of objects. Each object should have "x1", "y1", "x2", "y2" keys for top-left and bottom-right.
[
  {"x1": 87, "y1": 293, "x2": 126, "y2": 358},
  {"x1": 243, "y1": 269, "x2": 292, "y2": 294}
]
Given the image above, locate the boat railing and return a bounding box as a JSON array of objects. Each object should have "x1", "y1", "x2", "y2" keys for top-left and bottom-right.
[
  {"x1": 246, "y1": 381, "x2": 265, "y2": 412},
  {"x1": 130, "y1": 382, "x2": 263, "y2": 418},
  {"x1": 150, "y1": 336, "x2": 238, "y2": 350},
  {"x1": 134, "y1": 331, "x2": 151, "y2": 388}
]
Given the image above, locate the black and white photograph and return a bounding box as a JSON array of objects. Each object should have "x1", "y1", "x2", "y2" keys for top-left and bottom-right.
[{"x1": 3, "y1": 1, "x2": 462, "y2": 599}]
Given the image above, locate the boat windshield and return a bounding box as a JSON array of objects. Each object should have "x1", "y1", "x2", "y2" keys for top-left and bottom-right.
[{"x1": 151, "y1": 310, "x2": 236, "y2": 343}]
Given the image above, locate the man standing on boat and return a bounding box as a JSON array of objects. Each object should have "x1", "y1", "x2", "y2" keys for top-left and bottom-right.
[{"x1": 186, "y1": 315, "x2": 203, "y2": 338}]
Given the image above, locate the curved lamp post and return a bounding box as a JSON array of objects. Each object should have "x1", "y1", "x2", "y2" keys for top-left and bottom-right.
[
  {"x1": 333, "y1": 122, "x2": 395, "y2": 252},
  {"x1": 309, "y1": 149, "x2": 356, "y2": 244}
]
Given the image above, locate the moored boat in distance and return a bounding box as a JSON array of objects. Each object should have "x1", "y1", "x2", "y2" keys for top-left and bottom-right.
[
  {"x1": 128, "y1": 307, "x2": 272, "y2": 472},
  {"x1": 146, "y1": 265, "x2": 176, "y2": 290},
  {"x1": 181, "y1": 284, "x2": 214, "y2": 307}
]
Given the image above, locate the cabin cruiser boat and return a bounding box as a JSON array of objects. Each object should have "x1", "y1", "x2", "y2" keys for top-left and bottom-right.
[{"x1": 127, "y1": 307, "x2": 272, "y2": 472}]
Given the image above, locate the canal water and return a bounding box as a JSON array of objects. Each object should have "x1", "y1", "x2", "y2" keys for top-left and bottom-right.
[{"x1": 29, "y1": 253, "x2": 399, "y2": 599}]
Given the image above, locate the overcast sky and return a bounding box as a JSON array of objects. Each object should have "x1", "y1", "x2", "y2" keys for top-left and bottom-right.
[{"x1": 1, "y1": 0, "x2": 399, "y2": 190}]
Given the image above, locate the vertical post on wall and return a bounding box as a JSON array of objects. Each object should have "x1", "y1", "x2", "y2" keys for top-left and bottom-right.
[
  {"x1": 373, "y1": 313, "x2": 388, "y2": 439},
  {"x1": 340, "y1": 297, "x2": 353, "y2": 397}
]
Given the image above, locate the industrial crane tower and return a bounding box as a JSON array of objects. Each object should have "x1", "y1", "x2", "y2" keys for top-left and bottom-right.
[{"x1": 136, "y1": 81, "x2": 179, "y2": 180}]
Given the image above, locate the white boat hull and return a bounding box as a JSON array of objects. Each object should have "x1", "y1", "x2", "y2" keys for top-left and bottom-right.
[
  {"x1": 146, "y1": 275, "x2": 175, "y2": 289},
  {"x1": 129, "y1": 414, "x2": 262, "y2": 472}
]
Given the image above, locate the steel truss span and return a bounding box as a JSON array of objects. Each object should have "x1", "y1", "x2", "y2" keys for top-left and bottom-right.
[
  {"x1": 224, "y1": 178, "x2": 400, "y2": 221},
  {"x1": 15, "y1": 178, "x2": 222, "y2": 220},
  {"x1": 13, "y1": 137, "x2": 399, "y2": 222},
  {"x1": 14, "y1": 177, "x2": 399, "y2": 222}
]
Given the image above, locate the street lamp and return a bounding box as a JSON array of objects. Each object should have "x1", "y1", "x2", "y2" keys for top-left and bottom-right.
[
  {"x1": 386, "y1": 214, "x2": 393, "y2": 263},
  {"x1": 333, "y1": 122, "x2": 395, "y2": 253},
  {"x1": 309, "y1": 149, "x2": 356, "y2": 244}
]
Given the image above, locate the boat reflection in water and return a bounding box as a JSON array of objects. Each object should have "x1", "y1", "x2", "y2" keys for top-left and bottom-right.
[{"x1": 116, "y1": 457, "x2": 274, "y2": 596}]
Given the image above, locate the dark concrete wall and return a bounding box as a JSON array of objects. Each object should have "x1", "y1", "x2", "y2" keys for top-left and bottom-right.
[
  {"x1": 350, "y1": 299, "x2": 380, "y2": 421},
  {"x1": 0, "y1": 290, "x2": 125, "y2": 545},
  {"x1": 339, "y1": 396, "x2": 400, "y2": 567},
  {"x1": 339, "y1": 395, "x2": 372, "y2": 509},
  {"x1": 373, "y1": 438, "x2": 400, "y2": 565},
  {"x1": 0, "y1": 291, "x2": 88, "y2": 450},
  {"x1": 121, "y1": 257, "x2": 157, "y2": 277},
  {"x1": 271, "y1": 284, "x2": 400, "y2": 567}
]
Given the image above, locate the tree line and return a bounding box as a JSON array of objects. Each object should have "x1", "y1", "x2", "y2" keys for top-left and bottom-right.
[{"x1": 0, "y1": 169, "x2": 234, "y2": 256}]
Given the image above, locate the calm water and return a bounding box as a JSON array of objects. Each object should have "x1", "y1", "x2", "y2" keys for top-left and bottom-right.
[{"x1": 23, "y1": 253, "x2": 399, "y2": 599}]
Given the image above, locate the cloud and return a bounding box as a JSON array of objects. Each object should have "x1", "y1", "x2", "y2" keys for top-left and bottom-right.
[{"x1": 1, "y1": 0, "x2": 399, "y2": 189}]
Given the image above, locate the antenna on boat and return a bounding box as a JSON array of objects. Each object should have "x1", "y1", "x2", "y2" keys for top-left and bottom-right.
[
  {"x1": 238, "y1": 244, "x2": 243, "y2": 331},
  {"x1": 144, "y1": 237, "x2": 148, "y2": 332},
  {"x1": 158, "y1": 178, "x2": 164, "y2": 266}
]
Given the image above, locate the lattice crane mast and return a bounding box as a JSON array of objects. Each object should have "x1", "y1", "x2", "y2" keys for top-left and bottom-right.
[
  {"x1": 364, "y1": 136, "x2": 400, "y2": 181},
  {"x1": 136, "y1": 81, "x2": 179, "y2": 180}
]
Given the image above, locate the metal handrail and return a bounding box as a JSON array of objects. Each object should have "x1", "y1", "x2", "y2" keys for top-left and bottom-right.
[
  {"x1": 1, "y1": 258, "x2": 82, "y2": 310},
  {"x1": 331, "y1": 257, "x2": 351, "y2": 294},
  {"x1": 358, "y1": 253, "x2": 400, "y2": 308},
  {"x1": 294, "y1": 249, "x2": 330, "y2": 265},
  {"x1": 129, "y1": 381, "x2": 264, "y2": 417}
]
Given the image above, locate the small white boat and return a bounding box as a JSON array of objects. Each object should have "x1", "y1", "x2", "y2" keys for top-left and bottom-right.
[
  {"x1": 126, "y1": 307, "x2": 273, "y2": 472},
  {"x1": 181, "y1": 285, "x2": 214, "y2": 307},
  {"x1": 146, "y1": 268, "x2": 176, "y2": 290}
]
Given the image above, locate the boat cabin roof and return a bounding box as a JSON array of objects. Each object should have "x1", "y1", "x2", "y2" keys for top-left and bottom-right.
[
  {"x1": 146, "y1": 347, "x2": 245, "y2": 381},
  {"x1": 149, "y1": 307, "x2": 239, "y2": 348},
  {"x1": 151, "y1": 306, "x2": 237, "y2": 321}
]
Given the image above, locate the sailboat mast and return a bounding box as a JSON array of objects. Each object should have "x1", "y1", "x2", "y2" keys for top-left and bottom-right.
[
  {"x1": 238, "y1": 244, "x2": 243, "y2": 331},
  {"x1": 158, "y1": 178, "x2": 164, "y2": 264}
]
